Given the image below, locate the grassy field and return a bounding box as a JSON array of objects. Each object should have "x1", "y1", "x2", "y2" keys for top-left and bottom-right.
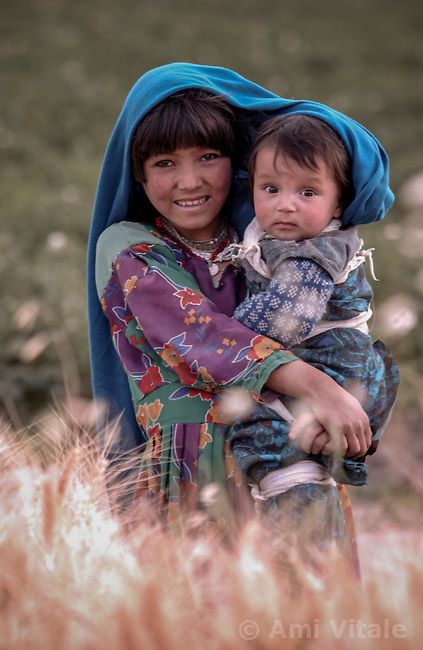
[
  {"x1": 1, "y1": 0, "x2": 423, "y2": 493},
  {"x1": 0, "y1": 422, "x2": 421, "y2": 648}
]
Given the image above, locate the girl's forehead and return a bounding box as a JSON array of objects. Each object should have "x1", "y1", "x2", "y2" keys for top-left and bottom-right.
[{"x1": 144, "y1": 146, "x2": 224, "y2": 159}]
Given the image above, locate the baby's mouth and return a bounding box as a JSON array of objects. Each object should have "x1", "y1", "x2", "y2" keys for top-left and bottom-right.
[
  {"x1": 175, "y1": 196, "x2": 209, "y2": 207},
  {"x1": 275, "y1": 221, "x2": 296, "y2": 227}
]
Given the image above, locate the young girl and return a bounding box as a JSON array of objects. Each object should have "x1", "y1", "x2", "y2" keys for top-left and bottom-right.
[
  {"x1": 87, "y1": 63, "x2": 390, "y2": 541},
  {"x1": 229, "y1": 114, "x2": 399, "y2": 497}
]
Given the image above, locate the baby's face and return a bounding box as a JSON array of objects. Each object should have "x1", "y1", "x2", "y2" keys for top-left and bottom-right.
[{"x1": 252, "y1": 147, "x2": 342, "y2": 241}]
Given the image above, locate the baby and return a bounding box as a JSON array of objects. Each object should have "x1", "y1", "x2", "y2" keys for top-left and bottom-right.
[{"x1": 228, "y1": 114, "x2": 399, "y2": 492}]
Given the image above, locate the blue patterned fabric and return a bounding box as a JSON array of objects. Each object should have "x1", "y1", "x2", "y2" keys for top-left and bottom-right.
[
  {"x1": 258, "y1": 483, "x2": 354, "y2": 562},
  {"x1": 235, "y1": 258, "x2": 334, "y2": 346}
]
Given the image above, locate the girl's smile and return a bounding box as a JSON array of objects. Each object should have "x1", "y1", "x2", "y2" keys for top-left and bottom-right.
[{"x1": 142, "y1": 147, "x2": 232, "y2": 240}]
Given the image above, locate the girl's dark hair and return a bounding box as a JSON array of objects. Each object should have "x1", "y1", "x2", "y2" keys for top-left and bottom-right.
[
  {"x1": 132, "y1": 89, "x2": 245, "y2": 183},
  {"x1": 249, "y1": 114, "x2": 353, "y2": 211}
]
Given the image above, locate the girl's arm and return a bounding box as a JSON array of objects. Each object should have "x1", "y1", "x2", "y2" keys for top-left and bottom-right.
[{"x1": 105, "y1": 247, "x2": 371, "y2": 456}]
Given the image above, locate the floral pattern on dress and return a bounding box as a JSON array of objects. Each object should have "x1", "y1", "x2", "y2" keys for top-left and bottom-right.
[{"x1": 99, "y1": 231, "x2": 296, "y2": 520}]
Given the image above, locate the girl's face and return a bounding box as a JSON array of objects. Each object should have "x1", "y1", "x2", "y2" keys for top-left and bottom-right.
[
  {"x1": 142, "y1": 147, "x2": 232, "y2": 240},
  {"x1": 253, "y1": 147, "x2": 342, "y2": 241}
]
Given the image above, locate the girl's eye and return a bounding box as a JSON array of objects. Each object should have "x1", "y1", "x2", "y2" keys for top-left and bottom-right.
[
  {"x1": 202, "y1": 152, "x2": 221, "y2": 161},
  {"x1": 301, "y1": 189, "x2": 317, "y2": 197},
  {"x1": 155, "y1": 159, "x2": 174, "y2": 168},
  {"x1": 264, "y1": 185, "x2": 278, "y2": 194}
]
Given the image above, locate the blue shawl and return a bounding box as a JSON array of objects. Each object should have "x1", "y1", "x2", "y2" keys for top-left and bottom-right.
[{"x1": 87, "y1": 62, "x2": 394, "y2": 451}]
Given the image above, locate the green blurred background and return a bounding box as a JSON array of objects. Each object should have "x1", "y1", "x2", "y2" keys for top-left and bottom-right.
[{"x1": 1, "y1": 0, "x2": 422, "y2": 506}]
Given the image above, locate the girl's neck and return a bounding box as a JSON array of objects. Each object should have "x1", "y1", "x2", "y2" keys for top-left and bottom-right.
[
  {"x1": 155, "y1": 216, "x2": 239, "y2": 288},
  {"x1": 155, "y1": 216, "x2": 228, "y2": 251}
]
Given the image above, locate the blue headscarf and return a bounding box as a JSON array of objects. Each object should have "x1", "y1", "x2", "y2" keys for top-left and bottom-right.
[{"x1": 87, "y1": 62, "x2": 394, "y2": 451}]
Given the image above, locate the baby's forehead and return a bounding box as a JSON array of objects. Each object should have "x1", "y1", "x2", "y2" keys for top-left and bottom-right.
[{"x1": 254, "y1": 146, "x2": 331, "y2": 178}]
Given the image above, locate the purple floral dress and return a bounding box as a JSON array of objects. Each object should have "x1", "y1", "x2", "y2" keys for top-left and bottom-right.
[{"x1": 98, "y1": 222, "x2": 296, "y2": 521}]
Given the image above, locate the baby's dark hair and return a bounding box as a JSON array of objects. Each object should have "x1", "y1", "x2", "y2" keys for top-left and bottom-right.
[
  {"x1": 132, "y1": 88, "x2": 245, "y2": 183},
  {"x1": 249, "y1": 114, "x2": 353, "y2": 211}
]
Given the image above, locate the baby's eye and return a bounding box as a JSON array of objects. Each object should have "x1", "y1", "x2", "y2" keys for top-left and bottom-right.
[
  {"x1": 264, "y1": 185, "x2": 278, "y2": 194},
  {"x1": 301, "y1": 188, "x2": 317, "y2": 197}
]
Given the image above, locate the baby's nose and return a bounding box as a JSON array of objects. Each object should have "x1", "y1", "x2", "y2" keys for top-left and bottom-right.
[{"x1": 277, "y1": 193, "x2": 296, "y2": 211}]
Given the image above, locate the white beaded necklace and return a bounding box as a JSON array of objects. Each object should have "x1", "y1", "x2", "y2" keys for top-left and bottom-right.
[{"x1": 156, "y1": 217, "x2": 239, "y2": 285}]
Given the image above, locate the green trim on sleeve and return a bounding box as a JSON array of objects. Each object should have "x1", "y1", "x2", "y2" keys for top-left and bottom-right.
[{"x1": 245, "y1": 350, "x2": 298, "y2": 395}]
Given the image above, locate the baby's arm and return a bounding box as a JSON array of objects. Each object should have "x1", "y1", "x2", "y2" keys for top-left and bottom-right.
[{"x1": 234, "y1": 257, "x2": 333, "y2": 347}]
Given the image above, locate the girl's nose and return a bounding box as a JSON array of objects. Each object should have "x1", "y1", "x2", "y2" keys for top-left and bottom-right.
[{"x1": 177, "y1": 164, "x2": 202, "y2": 190}]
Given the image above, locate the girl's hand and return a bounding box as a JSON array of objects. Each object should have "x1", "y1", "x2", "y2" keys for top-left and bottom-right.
[
  {"x1": 266, "y1": 360, "x2": 372, "y2": 457},
  {"x1": 289, "y1": 388, "x2": 371, "y2": 457},
  {"x1": 288, "y1": 411, "x2": 348, "y2": 455}
]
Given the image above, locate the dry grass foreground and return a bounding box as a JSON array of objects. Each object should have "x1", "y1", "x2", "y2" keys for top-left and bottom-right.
[{"x1": 0, "y1": 402, "x2": 421, "y2": 650}]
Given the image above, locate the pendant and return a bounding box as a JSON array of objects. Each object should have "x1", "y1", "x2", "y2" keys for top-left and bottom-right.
[{"x1": 208, "y1": 262, "x2": 220, "y2": 276}]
